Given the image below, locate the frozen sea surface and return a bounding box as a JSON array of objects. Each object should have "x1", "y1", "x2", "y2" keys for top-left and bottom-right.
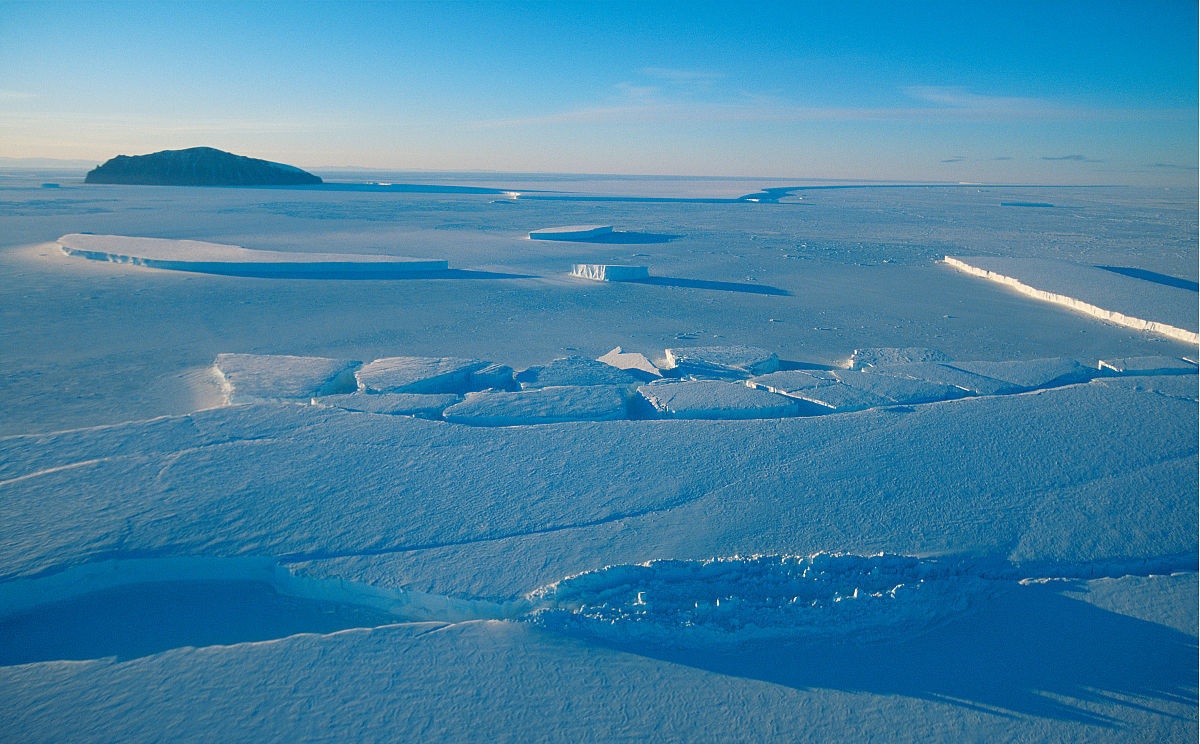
[{"x1": 0, "y1": 173, "x2": 1196, "y2": 742}]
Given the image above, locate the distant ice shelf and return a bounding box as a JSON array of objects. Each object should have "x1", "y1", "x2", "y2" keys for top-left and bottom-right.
[
  {"x1": 944, "y1": 256, "x2": 1198, "y2": 345},
  {"x1": 58, "y1": 234, "x2": 448, "y2": 277}
]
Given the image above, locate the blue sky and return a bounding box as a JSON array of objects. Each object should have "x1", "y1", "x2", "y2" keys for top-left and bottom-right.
[{"x1": 1, "y1": 0, "x2": 1195, "y2": 184}]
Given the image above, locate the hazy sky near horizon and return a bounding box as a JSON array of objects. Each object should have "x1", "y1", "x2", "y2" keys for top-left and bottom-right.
[{"x1": 1, "y1": 0, "x2": 1195, "y2": 184}]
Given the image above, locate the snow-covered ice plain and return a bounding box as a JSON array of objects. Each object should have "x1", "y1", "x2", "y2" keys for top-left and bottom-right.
[{"x1": 0, "y1": 171, "x2": 1196, "y2": 742}]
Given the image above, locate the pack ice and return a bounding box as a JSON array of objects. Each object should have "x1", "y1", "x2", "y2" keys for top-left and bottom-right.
[{"x1": 2, "y1": 181, "x2": 1196, "y2": 743}]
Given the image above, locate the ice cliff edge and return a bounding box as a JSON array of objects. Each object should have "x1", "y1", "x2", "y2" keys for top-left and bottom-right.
[{"x1": 84, "y1": 147, "x2": 323, "y2": 186}]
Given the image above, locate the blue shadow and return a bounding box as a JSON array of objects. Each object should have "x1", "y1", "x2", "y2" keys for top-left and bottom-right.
[
  {"x1": 1097, "y1": 266, "x2": 1198, "y2": 292},
  {"x1": 0, "y1": 581, "x2": 399, "y2": 664},
  {"x1": 626, "y1": 276, "x2": 790, "y2": 296},
  {"x1": 562, "y1": 581, "x2": 1197, "y2": 726}
]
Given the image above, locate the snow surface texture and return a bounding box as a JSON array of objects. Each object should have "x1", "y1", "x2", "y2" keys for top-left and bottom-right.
[
  {"x1": 59, "y1": 233, "x2": 448, "y2": 277},
  {"x1": 3, "y1": 181, "x2": 1198, "y2": 742},
  {"x1": 945, "y1": 256, "x2": 1199, "y2": 344}
]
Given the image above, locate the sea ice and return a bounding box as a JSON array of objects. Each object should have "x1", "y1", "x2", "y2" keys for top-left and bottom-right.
[
  {"x1": 213, "y1": 353, "x2": 360, "y2": 402},
  {"x1": 1098, "y1": 355, "x2": 1198, "y2": 376},
  {"x1": 747, "y1": 370, "x2": 838, "y2": 395},
  {"x1": 864, "y1": 362, "x2": 1025, "y2": 396},
  {"x1": 515, "y1": 356, "x2": 643, "y2": 389},
  {"x1": 356, "y1": 356, "x2": 490, "y2": 394},
  {"x1": 442, "y1": 386, "x2": 630, "y2": 426},
  {"x1": 849, "y1": 347, "x2": 952, "y2": 370},
  {"x1": 469, "y1": 362, "x2": 518, "y2": 391},
  {"x1": 310, "y1": 392, "x2": 460, "y2": 418},
  {"x1": 779, "y1": 380, "x2": 893, "y2": 413},
  {"x1": 663, "y1": 345, "x2": 781, "y2": 378},
  {"x1": 947, "y1": 358, "x2": 1092, "y2": 392},
  {"x1": 636, "y1": 379, "x2": 800, "y2": 419},
  {"x1": 597, "y1": 347, "x2": 662, "y2": 380},
  {"x1": 831, "y1": 369, "x2": 969, "y2": 405}
]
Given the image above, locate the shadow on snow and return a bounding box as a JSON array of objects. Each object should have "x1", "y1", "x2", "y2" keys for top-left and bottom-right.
[{"x1": 576, "y1": 582, "x2": 1197, "y2": 727}]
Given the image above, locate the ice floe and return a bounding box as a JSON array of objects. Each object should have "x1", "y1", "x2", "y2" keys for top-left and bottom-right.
[
  {"x1": 597, "y1": 347, "x2": 662, "y2": 380},
  {"x1": 946, "y1": 357, "x2": 1091, "y2": 392},
  {"x1": 443, "y1": 386, "x2": 630, "y2": 426},
  {"x1": 310, "y1": 392, "x2": 461, "y2": 418},
  {"x1": 750, "y1": 368, "x2": 967, "y2": 412},
  {"x1": 58, "y1": 234, "x2": 449, "y2": 277},
  {"x1": 663, "y1": 345, "x2": 781, "y2": 378},
  {"x1": 1098, "y1": 355, "x2": 1198, "y2": 376},
  {"x1": 516, "y1": 356, "x2": 643, "y2": 389},
  {"x1": 849, "y1": 347, "x2": 952, "y2": 370},
  {"x1": 637, "y1": 379, "x2": 801, "y2": 419},
  {"x1": 356, "y1": 356, "x2": 489, "y2": 394},
  {"x1": 214, "y1": 353, "x2": 360, "y2": 402}
]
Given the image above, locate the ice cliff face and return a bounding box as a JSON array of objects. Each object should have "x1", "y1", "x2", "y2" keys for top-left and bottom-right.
[{"x1": 84, "y1": 147, "x2": 323, "y2": 186}]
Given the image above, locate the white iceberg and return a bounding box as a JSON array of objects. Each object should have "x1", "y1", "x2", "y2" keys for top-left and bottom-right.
[
  {"x1": 570, "y1": 264, "x2": 650, "y2": 281},
  {"x1": 944, "y1": 256, "x2": 1198, "y2": 344}
]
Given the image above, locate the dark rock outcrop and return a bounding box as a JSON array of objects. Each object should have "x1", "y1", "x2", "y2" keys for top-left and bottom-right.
[{"x1": 85, "y1": 147, "x2": 322, "y2": 186}]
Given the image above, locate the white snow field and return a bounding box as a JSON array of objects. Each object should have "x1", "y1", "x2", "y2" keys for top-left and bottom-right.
[{"x1": 0, "y1": 174, "x2": 1196, "y2": 742}]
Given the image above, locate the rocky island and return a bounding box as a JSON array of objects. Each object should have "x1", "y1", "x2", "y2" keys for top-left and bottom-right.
[{"x1": 84, "y1": 147, "x2": 323, "y2": 186}]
